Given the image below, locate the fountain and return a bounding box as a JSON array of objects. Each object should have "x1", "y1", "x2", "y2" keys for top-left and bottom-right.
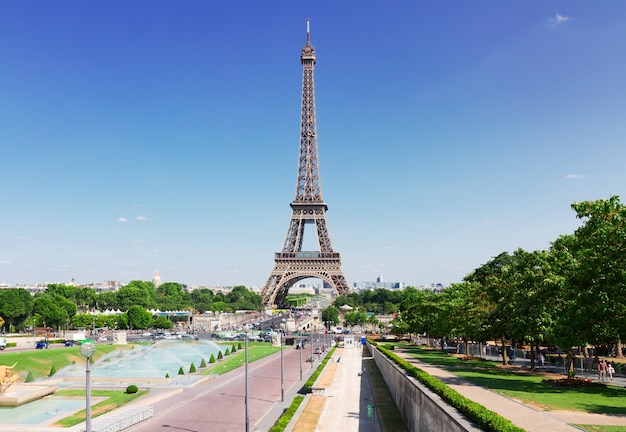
[
  {"x1": 0, "y1": 339, "x2": 226, "y2": 425},
  {"x1": 0, "y1": 362, "x2": 57, "y2": 407}
]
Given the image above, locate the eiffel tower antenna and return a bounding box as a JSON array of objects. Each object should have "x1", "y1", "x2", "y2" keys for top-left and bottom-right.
[{"x1": 261, "y1": 20, "x2": 350, "y2": 308}]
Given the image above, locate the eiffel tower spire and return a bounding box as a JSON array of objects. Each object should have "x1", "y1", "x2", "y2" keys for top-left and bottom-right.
[{"x1": 261, "y1": 20, "x2": 350, "y2": 308}]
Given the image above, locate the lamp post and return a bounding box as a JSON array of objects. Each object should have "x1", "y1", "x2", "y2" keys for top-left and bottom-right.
[
  {"x1": 279, "y1": 322, "x2": 285, "y2": 402},
  {"x1": 310, "y1": 328, "x2": 314, "y2": 368},
  {"x1": 79, "y1": 341, "x2": 96, "y2": 432},
  {"x1": 243, "y1": 324, "x2": 250, "y2": 432},
  {"x1": 298, "y1": 329, "x2": 303, "y2": 381}
]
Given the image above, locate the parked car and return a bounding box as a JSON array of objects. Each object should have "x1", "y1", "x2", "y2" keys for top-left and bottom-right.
[
  {"x1": 0, "y1": 337, "x2": 7, "y2": 350},
  {"x1": 36, "y1": 341, "x2": 49, "y2": 349},
  {"x1": 64, "y1": 341, "x2": 74, "y2": 347}
]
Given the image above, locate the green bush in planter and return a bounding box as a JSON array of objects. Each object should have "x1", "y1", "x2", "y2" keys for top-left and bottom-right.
[{"x1": 126, "y1": 384, "x2": 139, "y2": 394}]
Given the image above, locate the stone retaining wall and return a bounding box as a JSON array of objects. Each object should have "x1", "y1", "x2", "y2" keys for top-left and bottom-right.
[{"x1": 369, "y1": 344, "x2": 482, "y2": 432}]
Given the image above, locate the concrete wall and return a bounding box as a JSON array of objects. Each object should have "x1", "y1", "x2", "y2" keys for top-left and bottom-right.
[{"x1": 369, "y1": 344, "x2": 482, "y2": 432}]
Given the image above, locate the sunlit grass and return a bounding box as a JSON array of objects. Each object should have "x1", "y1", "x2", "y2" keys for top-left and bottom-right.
[
  {"x1": 1, "y1": 345, "x2": 124, "y2": 380},
  {"x1": 202, "y1": 343, "x2": 280, "y2": 375},
  {"x1": 400, "y1": 344, "x2": 626, "y2": 414},
  {"x1": 52, "y1": 389, "x2": 145, "y2": 427}
]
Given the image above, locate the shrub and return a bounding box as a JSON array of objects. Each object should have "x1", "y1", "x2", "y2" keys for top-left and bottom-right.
[
  {"x1": 225, "y1": 348, "x2": 231, "y2": 356},
  {"x1": 209, "y1": 354, "x2": 216, "y2": 364},
  {"x1": 231, "y1": 345, "x2": 237, "y2": 353},
  {"x1": 189, "y1": 363, "x2": 196, "y2": 373},
  {"x1": 178, "y1": 367, "x2": 184, "y2": 375},
  {"x1": 25, "y1": 371, "x2": 34, "y2": 382},
  {"x1": 126, "y1": 385, "x2": 139, "y2": 394},
  {"x1": 218, "y1": 351, "x2": 223, "y2": 360},
  {"x1": 49, "y1": 365, "x2": 57, "y2": 376},
  {"x1": 200, "y1": 358, "x2": 207, "y2": 368},
  {"x1": 238, "y1": 342, "x2": 243, "y2": 350},
  {"x1": 165, "y1": 373, "x2": 170, "y2": 378}
]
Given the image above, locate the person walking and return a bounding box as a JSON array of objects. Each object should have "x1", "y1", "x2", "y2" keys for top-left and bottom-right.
[
  {"x1": 598, "y1": 359, "x2": 607, "y2": 381},
  {"x1": 608, "y1": 362, "x2": 615, "y2": 380}
]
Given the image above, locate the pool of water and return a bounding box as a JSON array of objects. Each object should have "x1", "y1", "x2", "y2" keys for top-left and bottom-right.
[
  {"x1": 59, "y1": 339, "x2": 225, "y2": 381},
  {"x1": 0, "y1": 398, "x2": 83, "y2": 425},
  {"x1": 0, "y1": 339, "x2": 227, "y2": 426}
]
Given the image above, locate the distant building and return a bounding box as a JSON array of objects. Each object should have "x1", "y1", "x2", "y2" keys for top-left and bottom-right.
[
  {"x1": 152, "y1": 270, "x2": 162, "y2": 288},
  {"x1": 352, "y1": 280, "x2": 404, "y2": 292}
]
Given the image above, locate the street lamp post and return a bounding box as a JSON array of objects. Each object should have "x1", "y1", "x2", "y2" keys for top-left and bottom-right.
[
  {"x1": 298, "y1": 330, "x2": 303, "y2": 381},
  {"x1": 79, "y1": 341, "x2": 96, "y2": 432},
  {"x1": 243, "y1": 324, "x2": 250, "y2": 432},
  {"x1": 279, "y1": 322, "x2": 285, "y2": 402}
]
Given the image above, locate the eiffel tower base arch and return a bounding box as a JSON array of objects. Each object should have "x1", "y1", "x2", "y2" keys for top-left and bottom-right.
[{"x1": 261, "y1": 253, "x2": 350, "y2": 308}]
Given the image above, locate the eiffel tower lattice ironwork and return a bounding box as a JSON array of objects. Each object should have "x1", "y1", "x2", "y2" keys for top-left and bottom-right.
[{"x1": 261, "y1": 20, "x2": 350, "y2": 308}]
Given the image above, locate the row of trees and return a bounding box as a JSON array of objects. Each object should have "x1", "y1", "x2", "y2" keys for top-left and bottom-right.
[
  {"x1": 0, "y1": 283, "x2": 263, "y2": 333},
  {"x1": 393, "y1": 196, "x2": 626, "y2": 371}
]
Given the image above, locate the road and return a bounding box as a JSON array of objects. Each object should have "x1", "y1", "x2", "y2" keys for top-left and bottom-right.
[{"x1": 127, "y1": 344, "x2": 314, "y2": 432}]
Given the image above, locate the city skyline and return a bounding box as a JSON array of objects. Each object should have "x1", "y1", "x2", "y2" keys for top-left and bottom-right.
[{"x1": 2, "y1": 3, "x2": 626, "y2": 288}]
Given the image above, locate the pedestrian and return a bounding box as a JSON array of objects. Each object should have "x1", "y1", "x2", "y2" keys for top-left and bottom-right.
[
  {"x1": 598, "y1": 359, "x2": 607, "y2": 381},
  {"x1": 608, "y1": 362, "x2": 615, "y2": 380}
]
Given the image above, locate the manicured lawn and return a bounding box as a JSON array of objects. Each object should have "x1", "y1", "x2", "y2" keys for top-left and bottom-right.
[
  {"x1": 0, "y1": 345, "x2": 124, "y2": 380},
  {"x1": 52, "y1": 389, "x2": 145, "y2": 427},
  {"x1": 400, "y1": 344, "x2": 626, "y2": 415},
  {"x1": 202, "y1": 342, "x2": 280, "y2": 375}
]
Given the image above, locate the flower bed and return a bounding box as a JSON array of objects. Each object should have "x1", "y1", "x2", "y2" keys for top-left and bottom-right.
[{"x1": 543, "y1": 377, "x2": 606, "y2": 388}]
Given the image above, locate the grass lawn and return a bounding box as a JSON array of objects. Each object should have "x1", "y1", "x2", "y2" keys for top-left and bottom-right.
[
  {"x1": 202, "y1": 342, "x2": 280, "y2": 375},
  {"x1": 0, "y1": 345, "x2": 124, "y2": 380},
  {"x1": 400, "y1": 344, "x2": 626, "y2": 415},
  {"x1": 52, "y1": 389, "x2": 146, "y2": 427}
]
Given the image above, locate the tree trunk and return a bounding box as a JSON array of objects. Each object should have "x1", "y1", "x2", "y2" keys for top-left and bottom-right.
[
  {"x1": 530, "y1": 342, "x2": 536, "y2": 371},
  {"x1": 500, "y1": 337, "x2": 508, "y2": 365},
  {"x1": 616, "y1": 340, "x2": 624, "y2": 359},
  {"x1": 566, "y1": 347, "x2": 574, "y2": 374}
]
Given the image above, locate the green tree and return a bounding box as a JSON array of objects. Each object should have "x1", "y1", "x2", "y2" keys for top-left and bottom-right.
[
  {"x1": 190, "y1": 288, "x2": 214, "y2": 313},
  {"x1": 321, "y1": 306, "x2": 339, "y2": 329},
  {"x1": 153, "y1": 315, "x2": 174, "y2": 330},
  {"x1": 570, "y1": 196, "x2": 626, "y2": 344},
  {"x1": 0, "y1": 288, "x2": 33, "y2": 331},
  {"x1": 95, "y1": 291, "x2": 119, "y2": 311},
  {"x1": 33, "y1": 295, "x2": 68, "y2": 330},
  {"x1": 124, "y1": 305, "x2": 153, "y2": 330},
  {"x1": 504, "y1": 249, "x2": 557, "y2": 369},
  {"x1": 465, "y1": 252, "x2": 517, "y2": 365},
  {"x1": 156, "y1": 282, "x2": 189, "y2": 311},
  {"x1": 117, "y1": 281, "x2": 156, "y2": 311}
]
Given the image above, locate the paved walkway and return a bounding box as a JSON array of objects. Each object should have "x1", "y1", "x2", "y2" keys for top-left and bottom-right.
[
  {"x1": 393, "y1": 347, "x2": 626, "y2": 431},
  {"x1": 288, "y1": 346, "x2": 381, "y2": 432}
]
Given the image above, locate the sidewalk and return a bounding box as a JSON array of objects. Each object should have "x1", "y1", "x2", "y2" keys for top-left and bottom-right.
[
  {"x1": 287, "y1": 346, "x2": 382, "y2": 432},
  {"x1": 394, "y1": 348, "x2": 626, "y2": 431}
]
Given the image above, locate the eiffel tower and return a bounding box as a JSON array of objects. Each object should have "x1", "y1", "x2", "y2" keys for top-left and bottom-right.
[{"x1": 261, "y1": 20, "x2": 350, "y2": 308}]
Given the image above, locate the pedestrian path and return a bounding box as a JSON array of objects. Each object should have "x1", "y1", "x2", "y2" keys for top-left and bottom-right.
[
  {"x1": 288, "y1": 346, "x2": 381, "y2": 432},
  {"x1": 393, "y1": 348, "x2": 626, "y2": 431}
]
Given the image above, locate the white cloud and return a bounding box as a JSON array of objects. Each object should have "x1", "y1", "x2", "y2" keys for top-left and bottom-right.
[
  {"x1": 118, "y1": 217, "x2": 128, "y2": 223},
  {"x1": 550, "y1": 13, "x2": 572, "y2": 27},
  {"x1": 565, "y1": 174, "x2": 589, "y2": 179},
  {"x1": 0, "y1": 261, "x2": 11, "y2": 265},
  {"x1": 17, "y1": 236, "x2": 32, "y2": 241},
  {"x1": 136, "y1": 216, "x2": 148, "y2": 221}
]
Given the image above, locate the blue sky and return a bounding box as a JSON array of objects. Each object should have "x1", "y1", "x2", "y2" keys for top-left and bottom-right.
[{"x1": 2, "y1": 2, "x2": 625, "y2": 288}]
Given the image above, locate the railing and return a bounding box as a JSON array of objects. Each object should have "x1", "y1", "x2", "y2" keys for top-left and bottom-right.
[{"x1": 275, "y1": 252, "x2": 340, "y2": 259}]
